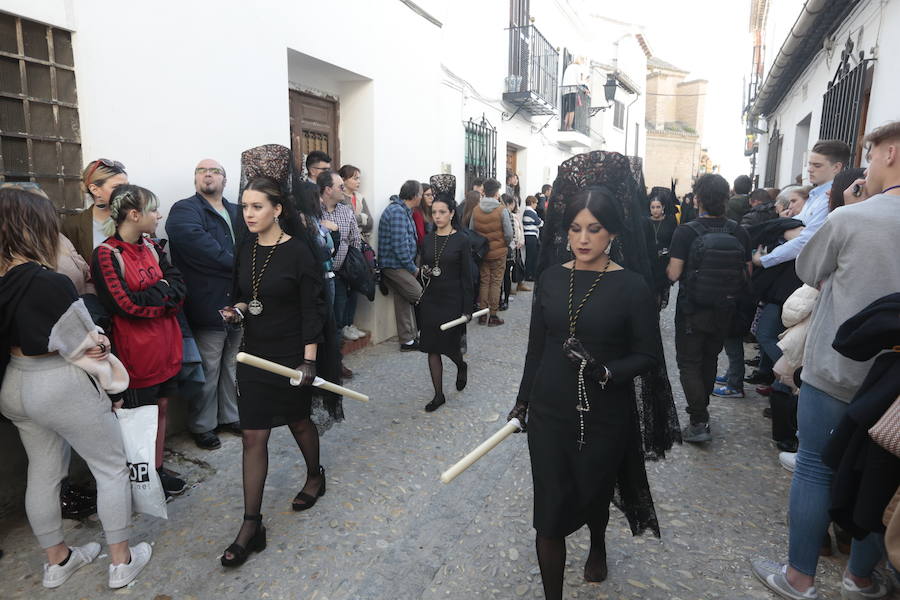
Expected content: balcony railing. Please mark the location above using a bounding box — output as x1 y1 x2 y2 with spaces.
559 85 590 137
503 25 559 116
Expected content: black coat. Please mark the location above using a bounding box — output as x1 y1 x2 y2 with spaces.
740 201 778 227
165 194 239 330
823 293 900 538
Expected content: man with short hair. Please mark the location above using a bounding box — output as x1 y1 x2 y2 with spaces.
751 121 900 600
297 150 332 213
470 178 512 326
319 171 361 348
471 177 485 198
166 159 241 449
378 180 424 351
740 188 778 227
726 174 753 221
746 140 850 390
667 174 751 443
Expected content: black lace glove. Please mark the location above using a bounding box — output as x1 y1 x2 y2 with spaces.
294 359 317 386
562 337 611 386
507 401 528 432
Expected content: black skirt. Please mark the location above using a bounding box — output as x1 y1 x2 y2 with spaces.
236 379 311 429
418 231 473 356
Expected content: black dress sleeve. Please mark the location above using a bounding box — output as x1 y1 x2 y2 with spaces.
515 272 548 405
459 234 474 315
18 270 81 356
605 276 658 383
296 241 326 346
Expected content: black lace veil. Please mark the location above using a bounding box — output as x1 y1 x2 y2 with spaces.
537 151 681 536
237 144 344 433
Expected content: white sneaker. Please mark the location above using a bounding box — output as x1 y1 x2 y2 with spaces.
348 325 365 338
108 542 152 589
342 326 360 341
779 451 797 473
42 542 100 588
842 568 891 599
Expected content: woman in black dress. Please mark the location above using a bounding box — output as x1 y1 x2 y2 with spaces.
219 176 328 567
418 193 474 412
645 194 676 310
509 151 680 599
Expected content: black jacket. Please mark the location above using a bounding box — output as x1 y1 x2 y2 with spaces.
165 194 239 330
823 293 900 538
740 201 778 227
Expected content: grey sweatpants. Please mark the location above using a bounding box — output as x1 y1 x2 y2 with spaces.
0 355 131 547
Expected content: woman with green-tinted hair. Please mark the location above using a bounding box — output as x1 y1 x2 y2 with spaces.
91 184 188 499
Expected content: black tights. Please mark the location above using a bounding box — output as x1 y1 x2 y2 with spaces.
535 510 610 600
428 352 464 398
228 418 322 554
501 260 513 305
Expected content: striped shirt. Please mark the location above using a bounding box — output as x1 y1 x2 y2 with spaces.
522 207 543 237
320 201 360 272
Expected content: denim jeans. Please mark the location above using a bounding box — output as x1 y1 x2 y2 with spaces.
788 383 884 576
722 336 745 389
756 303 784 376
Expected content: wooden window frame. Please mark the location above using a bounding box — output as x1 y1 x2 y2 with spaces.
0 12 82 210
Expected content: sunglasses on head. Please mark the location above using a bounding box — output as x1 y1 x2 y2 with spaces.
85 158 126 184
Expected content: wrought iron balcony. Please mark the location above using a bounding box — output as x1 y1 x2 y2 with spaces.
559 85 590 137
503 25 559 117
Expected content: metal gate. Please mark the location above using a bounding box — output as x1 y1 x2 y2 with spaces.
464 116 497 192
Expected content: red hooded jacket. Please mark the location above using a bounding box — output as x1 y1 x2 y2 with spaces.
91 236 185 388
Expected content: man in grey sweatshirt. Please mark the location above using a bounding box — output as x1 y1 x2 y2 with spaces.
752 121 900 600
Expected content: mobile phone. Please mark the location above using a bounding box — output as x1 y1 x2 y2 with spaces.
851 182 863 197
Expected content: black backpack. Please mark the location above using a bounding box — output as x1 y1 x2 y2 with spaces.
684 220 747 308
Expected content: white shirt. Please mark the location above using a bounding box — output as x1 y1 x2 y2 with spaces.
92 218 107 249
760 180 832 269
562 62 585 87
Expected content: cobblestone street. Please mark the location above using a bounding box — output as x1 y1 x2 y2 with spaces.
0 288 853 599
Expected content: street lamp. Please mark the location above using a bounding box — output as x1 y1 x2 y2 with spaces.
604 73 618 104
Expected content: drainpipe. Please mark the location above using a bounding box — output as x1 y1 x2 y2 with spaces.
623 92 641 155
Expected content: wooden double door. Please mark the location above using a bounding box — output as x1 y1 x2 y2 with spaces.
289 90 339 175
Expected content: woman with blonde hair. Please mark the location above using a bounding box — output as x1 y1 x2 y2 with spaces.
92 185 188 499
0 187 151 590
61 159 128 263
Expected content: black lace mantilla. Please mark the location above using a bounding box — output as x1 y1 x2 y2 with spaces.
539 151 681 536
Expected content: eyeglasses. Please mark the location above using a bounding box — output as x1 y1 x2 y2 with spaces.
195 167 225 176
85 158 126 183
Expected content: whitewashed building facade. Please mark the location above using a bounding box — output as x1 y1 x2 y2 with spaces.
0 0 648 342
747 0 900 187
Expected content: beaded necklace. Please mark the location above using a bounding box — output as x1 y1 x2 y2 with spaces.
566 257 611 449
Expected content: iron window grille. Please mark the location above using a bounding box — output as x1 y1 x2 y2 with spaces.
0 12 83 209
612 100 625 130
764 125 782 188
819 38 874 167
464 116 497 193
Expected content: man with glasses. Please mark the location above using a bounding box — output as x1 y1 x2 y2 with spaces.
166 159 241 450
319 171 361 377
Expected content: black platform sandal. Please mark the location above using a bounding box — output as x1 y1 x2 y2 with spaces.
221 514 266 567
291 466 326 512
456 362 468 391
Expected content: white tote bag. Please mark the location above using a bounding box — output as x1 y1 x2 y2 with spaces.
114 405 168 519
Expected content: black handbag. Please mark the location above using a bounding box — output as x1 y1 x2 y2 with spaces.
511 248 526 283
338 245 376 301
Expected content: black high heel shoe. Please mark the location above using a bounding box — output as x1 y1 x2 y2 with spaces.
456 362 468 391
221 514 266 567
291 466 326 511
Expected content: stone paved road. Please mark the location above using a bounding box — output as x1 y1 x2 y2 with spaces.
0 288 855 599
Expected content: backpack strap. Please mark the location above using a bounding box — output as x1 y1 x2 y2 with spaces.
99 238 160 279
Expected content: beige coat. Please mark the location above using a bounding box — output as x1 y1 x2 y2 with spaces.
773 284 819 386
